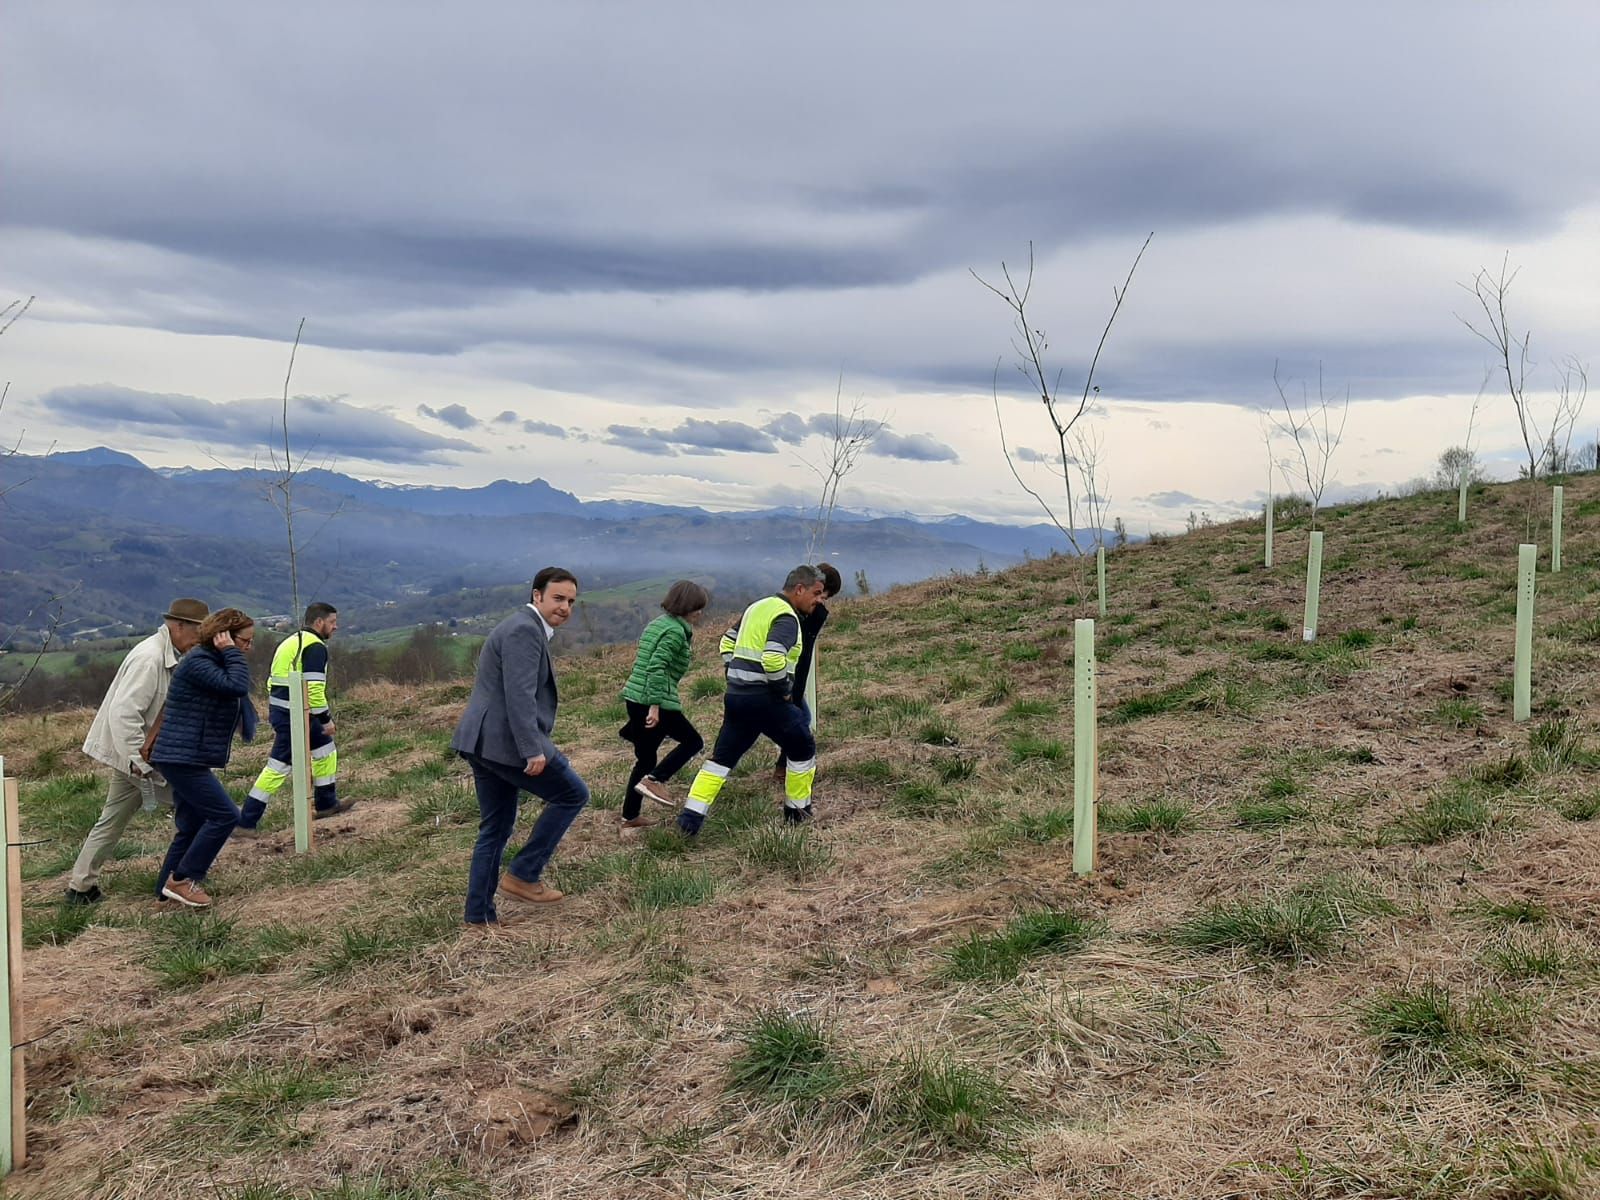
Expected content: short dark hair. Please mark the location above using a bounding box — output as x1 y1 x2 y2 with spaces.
816 562 842 598
783 564 823 592
661 579 710 617
304 602 338 626
531 567 579 601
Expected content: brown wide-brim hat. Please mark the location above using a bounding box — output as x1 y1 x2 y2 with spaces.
163 598 209 624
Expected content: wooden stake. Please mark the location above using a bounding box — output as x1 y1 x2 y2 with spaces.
289 671 313 853
1514 543 1536 722
0 759 26 1174
1072 619 1098 876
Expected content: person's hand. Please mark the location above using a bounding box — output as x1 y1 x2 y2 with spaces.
213 630 235 650
524 754 547 776
129 758 152 779
645 705 660 729
321 720 336 735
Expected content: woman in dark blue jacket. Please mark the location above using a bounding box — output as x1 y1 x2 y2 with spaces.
150 607 256 908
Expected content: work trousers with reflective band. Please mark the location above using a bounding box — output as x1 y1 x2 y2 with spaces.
684 691 816 817
241 707 337 826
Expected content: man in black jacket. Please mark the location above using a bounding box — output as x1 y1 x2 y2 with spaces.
776 562 841 777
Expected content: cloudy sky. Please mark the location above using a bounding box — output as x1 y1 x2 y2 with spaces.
3 2 1596 530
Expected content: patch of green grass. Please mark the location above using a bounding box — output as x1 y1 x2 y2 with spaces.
1483 935 1588 981
1364 981 1536 1084
689 675 724 700
1359 983 1513 1076
177 1061 348 1151
1260 766 1302 799
1475 752 1529 790
1106 669 1219 724
1100 799 1189 835
1339 628 1375 649
726 1009 849 1103
1529 718 1584 772
933 753 978 783
360 734 411 759
1471 897 1549 926
834 757 894 786
406 783 477 826
891 779 955 817
1432 696 1483 728
917 717 960 747
1003 642 1041 662
977 677 1013 707
1388 782 1499 845
630 861 716 910
1007 732 1066 763
875 1051 1017 1153
1557 792 1600 821
547 850 634 895
941 909 1103 982
308 905 459 979
1000 806 1074 844
23 899 103 948
148 915 318 988
1003 698 1056 720
1172 875 1393 963
1235 799 1310 829
741 826 832 879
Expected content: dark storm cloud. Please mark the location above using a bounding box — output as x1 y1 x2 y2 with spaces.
602 418 777 456
416 402 480 430
869 430 959 463
41 384 479 464
603 424 677 457
3 5 1597 417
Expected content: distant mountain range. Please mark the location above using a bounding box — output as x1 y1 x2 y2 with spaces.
1 450 1106 645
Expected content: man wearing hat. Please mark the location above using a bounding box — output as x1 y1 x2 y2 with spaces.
66 597 208 904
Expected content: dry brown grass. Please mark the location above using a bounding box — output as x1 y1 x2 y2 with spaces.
4 477 1600 1197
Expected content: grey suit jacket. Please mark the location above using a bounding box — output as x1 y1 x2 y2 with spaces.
450 607 559 768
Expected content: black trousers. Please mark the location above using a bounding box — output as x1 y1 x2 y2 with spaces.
619 700 704 819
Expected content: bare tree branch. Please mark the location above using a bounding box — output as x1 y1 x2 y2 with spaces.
802 371 882 560
1271 360 1349 529
973 233 1152 554
0 583 82 712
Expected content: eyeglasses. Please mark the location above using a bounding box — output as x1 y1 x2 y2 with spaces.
235 634 255 649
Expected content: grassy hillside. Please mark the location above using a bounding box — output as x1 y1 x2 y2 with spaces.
2 477 1598 1198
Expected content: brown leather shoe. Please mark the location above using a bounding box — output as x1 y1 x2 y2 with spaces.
499 873 563 904
634 778 674 807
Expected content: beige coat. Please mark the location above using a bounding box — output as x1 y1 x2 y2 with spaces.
81 625 179 776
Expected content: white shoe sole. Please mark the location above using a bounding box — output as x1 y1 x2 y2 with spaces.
633 781 675 808
160 884 210 908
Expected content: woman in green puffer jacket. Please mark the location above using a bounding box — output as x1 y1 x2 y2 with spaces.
618 580 710 830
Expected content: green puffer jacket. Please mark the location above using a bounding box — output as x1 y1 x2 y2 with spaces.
621 614 694 710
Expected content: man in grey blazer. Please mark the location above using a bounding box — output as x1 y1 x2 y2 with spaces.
451 566 590 925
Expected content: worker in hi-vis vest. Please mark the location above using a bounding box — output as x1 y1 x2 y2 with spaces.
676 565 827 838
239 602 354 828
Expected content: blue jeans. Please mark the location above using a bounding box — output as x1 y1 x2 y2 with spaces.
151 761 241 894
460 750 590 924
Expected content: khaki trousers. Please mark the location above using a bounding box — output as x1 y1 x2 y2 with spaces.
68 770 168 893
